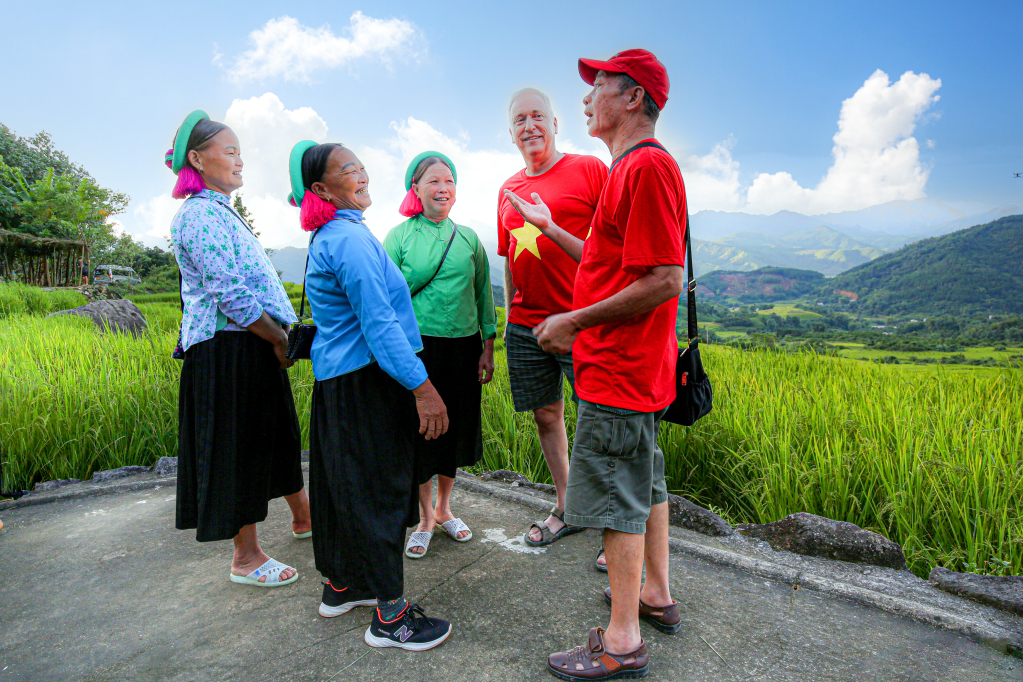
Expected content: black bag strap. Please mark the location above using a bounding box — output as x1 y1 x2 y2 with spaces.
297 227 321 322
609 141 699 343
410 218 458 298
684 211 697 343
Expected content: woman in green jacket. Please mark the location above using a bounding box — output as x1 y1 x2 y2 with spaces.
384 151 497 558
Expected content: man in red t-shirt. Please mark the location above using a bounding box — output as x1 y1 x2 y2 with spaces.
497 88 608 549
504 50 686 679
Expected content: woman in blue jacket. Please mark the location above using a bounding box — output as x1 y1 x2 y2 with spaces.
288 140 453 652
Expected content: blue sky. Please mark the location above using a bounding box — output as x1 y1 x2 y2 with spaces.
3 1 1021 247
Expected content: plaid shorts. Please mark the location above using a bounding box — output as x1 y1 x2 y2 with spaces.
505 322 576 412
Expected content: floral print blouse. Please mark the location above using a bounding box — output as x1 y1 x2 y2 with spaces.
170 189 296 350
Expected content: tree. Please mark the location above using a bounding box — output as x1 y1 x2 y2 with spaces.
65 179 130 274
6 167 129 273
233 192 275 258
0 124 90 185
232 193 255 226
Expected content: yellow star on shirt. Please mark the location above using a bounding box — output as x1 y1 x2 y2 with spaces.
510 222 543 261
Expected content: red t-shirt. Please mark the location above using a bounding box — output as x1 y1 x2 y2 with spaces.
497 154 608 328
572 140 687 412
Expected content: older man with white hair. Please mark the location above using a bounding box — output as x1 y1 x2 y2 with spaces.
497 88 608 550
505 50 687 680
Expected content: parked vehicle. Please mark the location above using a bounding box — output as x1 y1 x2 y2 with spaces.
93 265 141 285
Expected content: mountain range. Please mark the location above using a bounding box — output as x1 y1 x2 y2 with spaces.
270 198 1022 286
828 214 1023 317
686 198 1021 276
698 215 1023 318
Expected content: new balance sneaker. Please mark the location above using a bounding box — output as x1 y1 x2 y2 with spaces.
318 581 376 618
364 602 452 651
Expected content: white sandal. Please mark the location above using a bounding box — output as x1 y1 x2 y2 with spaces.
229 558 298 587
439 518 472 543
293 530 312 539
405 531 433 559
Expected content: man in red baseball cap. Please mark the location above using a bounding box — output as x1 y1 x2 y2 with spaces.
504 48 687 680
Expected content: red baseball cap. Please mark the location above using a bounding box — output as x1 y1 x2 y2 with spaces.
578 49 669 110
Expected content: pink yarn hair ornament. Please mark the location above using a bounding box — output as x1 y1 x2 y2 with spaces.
299 191 337 232
398 187 423 217
165 147 205 199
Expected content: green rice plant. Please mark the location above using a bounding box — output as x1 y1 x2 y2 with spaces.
131 292 181 304
477 344 1022 577
0 314 182 489
659 346 1023 578
476 356 577 484
0 287 27 317
0 283 86 318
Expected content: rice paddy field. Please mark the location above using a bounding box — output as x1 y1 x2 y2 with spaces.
755 304 822 319
1 284 1021 579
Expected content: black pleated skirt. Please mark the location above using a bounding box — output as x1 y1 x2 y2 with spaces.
308 362 420 601
414 334 484 484
176 331 304 542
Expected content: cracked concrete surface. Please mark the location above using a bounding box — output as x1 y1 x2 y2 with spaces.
0 477 1020 681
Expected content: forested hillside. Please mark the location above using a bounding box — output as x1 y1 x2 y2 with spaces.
697 267 824 302
828 215 1023 316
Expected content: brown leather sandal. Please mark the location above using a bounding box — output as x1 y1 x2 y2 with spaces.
603 587 682 634
525 506 585 547
547 627 649 680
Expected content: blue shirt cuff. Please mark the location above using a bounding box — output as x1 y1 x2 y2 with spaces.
400 361 429 391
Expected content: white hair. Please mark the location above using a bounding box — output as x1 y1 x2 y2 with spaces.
508 88 555 122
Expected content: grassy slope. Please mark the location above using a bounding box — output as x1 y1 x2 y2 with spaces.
755 304 822 319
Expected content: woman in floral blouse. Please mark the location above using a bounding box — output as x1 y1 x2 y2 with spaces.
166 110 310 588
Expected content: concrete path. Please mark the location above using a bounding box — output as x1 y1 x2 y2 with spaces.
1 476 1020 682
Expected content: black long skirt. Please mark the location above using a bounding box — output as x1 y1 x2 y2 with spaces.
176 331 304 542
309 363 420 601
414 334 484 485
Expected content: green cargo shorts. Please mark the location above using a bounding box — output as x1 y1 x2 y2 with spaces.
563 400 668 534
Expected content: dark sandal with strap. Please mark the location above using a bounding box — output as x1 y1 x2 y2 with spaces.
603 586 682 635
524 507 586 547
547 627 649 680
595 545 607 573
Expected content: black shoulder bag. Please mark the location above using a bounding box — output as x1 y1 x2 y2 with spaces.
286 227 321 360
610 141 713 426
661 209 713 425
411 220 458 298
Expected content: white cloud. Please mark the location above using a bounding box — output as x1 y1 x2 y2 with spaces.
225 13 420 83
134 193 179 241
677 138 743 212
744 69 941 214
223 93 329 246
131 69 941 251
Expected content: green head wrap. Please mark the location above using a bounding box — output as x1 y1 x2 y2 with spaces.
169 110 210 174
288 140 318 207
404 151 457 191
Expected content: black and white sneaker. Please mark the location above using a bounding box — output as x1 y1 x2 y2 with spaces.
364 603 452 651
318 581 376 618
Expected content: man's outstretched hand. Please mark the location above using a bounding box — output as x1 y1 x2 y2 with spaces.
503 190 553 232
